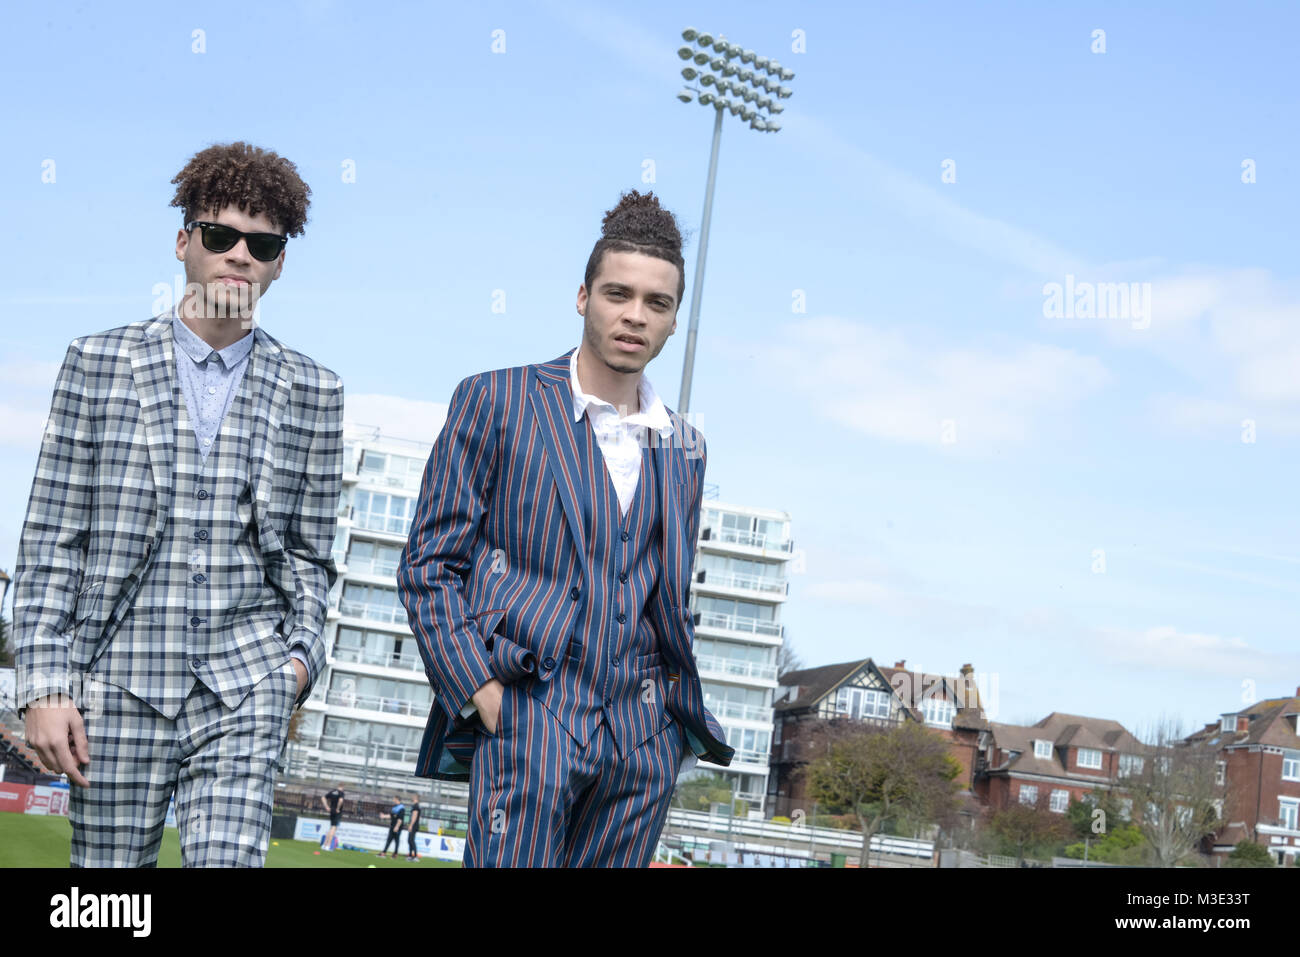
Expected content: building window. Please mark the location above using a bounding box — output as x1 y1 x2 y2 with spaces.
1118 798 1133 821
1018 784 1038 806
1281 799 1299 832
1118 753 1144 778
835 686 891 721
1215 761 1226 786
1282 750 1300 782
1049 789 1069 813
1033 739 1053 760
922 695 955 728
1220 715 1237 733
1077 747 1102 769
863 688 891 719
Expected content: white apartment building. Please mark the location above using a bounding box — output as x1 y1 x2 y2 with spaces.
686 501 793 813
296 425 792 814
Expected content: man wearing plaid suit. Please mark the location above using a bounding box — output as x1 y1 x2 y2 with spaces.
398 190 733 867
13 142 343 867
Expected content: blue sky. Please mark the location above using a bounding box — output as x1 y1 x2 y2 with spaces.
2 0 1297 741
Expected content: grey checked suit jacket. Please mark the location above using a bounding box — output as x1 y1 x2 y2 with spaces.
12 314 344 714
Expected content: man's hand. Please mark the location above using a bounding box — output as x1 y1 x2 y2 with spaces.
24 694 91 788
471 678 505 735
291 659 308 700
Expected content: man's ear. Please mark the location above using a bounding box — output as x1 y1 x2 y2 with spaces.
576 284 588 315
273 251 284 281
175 229 189 262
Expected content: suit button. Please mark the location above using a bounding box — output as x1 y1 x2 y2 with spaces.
542 656 555 670
617 613 626 624
612 657 621 667
620 531 630 542
193 574 206 584
197 489 209 500
191 658 205 669
569 587 580 601
619 572 628 583
190 616 202 627
195 530 208 541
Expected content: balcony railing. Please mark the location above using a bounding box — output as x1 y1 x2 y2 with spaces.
338 599 408 626
695 569 788 595
352 512 413 537
325 689 429 717
701 526 793 553
332 645 424 673
317 736 420 764
346 556 401 578
727 747 771 766
357 469 423 493
711 700 774 723
695 611 783 639
696 654 778 682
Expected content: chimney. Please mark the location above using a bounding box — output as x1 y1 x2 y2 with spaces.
894 659 906 669
960 663 974 676
1295 685 1300 698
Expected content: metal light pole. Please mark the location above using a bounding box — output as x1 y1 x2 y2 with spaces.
675 28 795 413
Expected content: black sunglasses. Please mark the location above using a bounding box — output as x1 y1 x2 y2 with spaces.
186 220 287 262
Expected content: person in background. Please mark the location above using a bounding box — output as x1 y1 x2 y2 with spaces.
405 794 422 860
320 784 346 851
379 795 405 857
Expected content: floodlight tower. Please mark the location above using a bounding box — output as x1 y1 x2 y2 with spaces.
675 28 795 413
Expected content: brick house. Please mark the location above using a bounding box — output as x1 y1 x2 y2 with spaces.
974 712 1145 816
766 657 986 822
1183 689 1300 865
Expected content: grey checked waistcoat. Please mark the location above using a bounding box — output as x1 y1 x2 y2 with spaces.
89 355 290 719
526 413 672 760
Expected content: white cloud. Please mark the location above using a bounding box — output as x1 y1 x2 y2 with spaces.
1091 623 1297 679
753 316 1110 449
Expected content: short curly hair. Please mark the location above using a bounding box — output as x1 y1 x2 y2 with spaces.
584 189 686 308
169 141 311 237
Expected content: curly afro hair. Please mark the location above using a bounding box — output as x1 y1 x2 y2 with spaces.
584 189 686 308
169 141 311 237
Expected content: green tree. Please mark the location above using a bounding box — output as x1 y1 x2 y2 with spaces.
672 772 737 813
987 797 1072 865
0 615 11 668
1066 788 1127 841
1064 822 1147 864
1225 841 1275 868
804 719 960 867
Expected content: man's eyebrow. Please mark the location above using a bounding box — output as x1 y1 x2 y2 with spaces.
599 281 675 303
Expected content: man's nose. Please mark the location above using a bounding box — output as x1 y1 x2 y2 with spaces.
224 239 253 263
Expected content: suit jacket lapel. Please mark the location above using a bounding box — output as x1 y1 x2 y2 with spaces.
246 328 293 529
657 409 687 606
528 351 591 583
129 316 176 539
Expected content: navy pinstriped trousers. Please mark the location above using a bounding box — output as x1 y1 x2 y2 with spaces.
464 680 683 867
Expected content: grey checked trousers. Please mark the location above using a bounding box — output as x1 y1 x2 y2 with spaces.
69 658 297 867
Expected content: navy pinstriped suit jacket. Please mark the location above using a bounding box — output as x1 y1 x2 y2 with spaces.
397 349 735 780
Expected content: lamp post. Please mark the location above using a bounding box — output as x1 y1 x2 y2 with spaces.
675 28 795 414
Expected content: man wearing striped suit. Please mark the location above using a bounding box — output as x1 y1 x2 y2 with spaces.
14 143 343 866
398 190 734 867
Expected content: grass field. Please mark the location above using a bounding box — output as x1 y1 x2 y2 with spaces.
0 814 461 868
